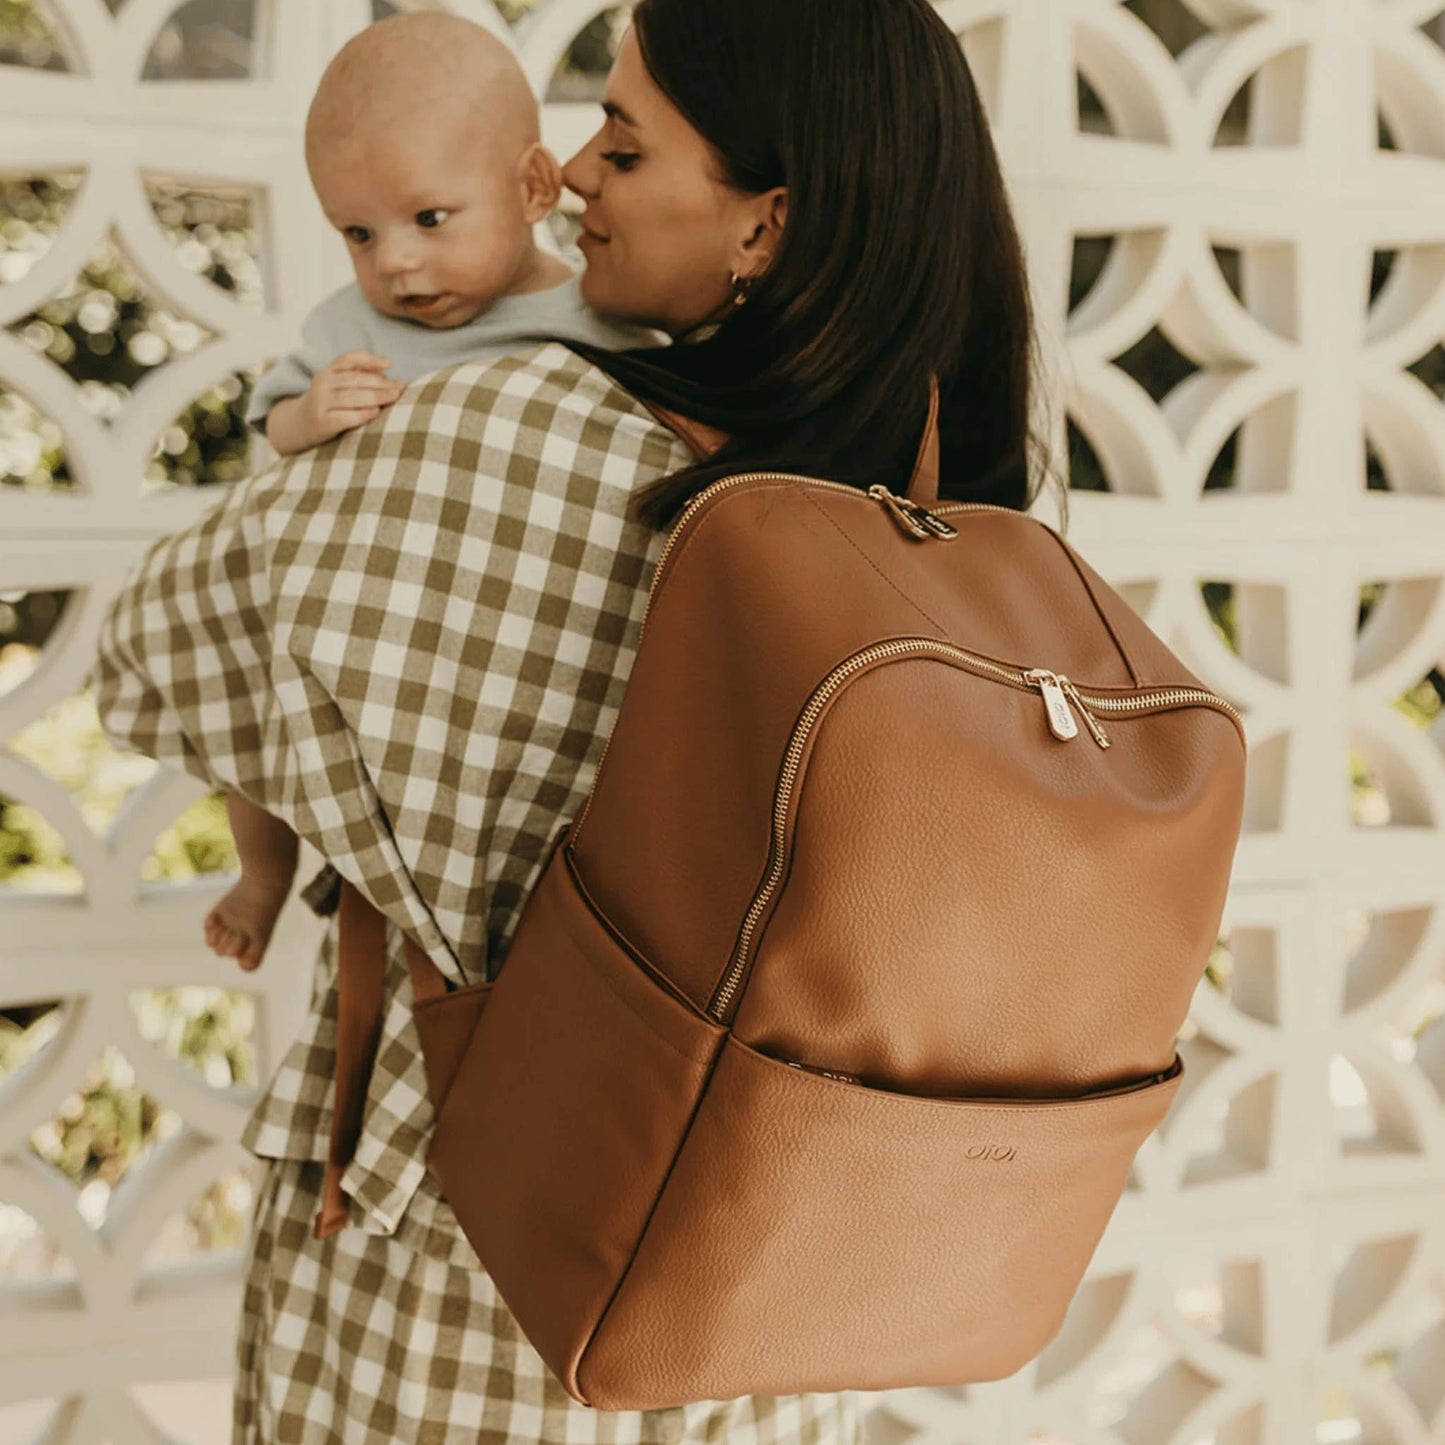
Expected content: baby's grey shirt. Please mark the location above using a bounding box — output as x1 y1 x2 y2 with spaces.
244 269 662 433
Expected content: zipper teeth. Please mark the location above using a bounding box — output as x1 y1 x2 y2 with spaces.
709 639 1244 1021
712 639 930 1019
1081 687 1244 730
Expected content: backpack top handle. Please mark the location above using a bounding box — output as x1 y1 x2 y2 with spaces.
905 373 941 507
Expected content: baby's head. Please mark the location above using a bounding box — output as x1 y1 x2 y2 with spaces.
305 13 561 329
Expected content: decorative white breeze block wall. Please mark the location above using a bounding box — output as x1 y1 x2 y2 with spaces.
3 0 1445 1441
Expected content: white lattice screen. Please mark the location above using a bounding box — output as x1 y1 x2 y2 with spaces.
3 0 1445 1441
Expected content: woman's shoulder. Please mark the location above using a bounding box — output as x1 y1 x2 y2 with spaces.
234 342 694 544
407 341 683 467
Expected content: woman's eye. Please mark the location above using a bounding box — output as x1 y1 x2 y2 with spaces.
344 226 371 244
600 150 639 172
416 209 451 228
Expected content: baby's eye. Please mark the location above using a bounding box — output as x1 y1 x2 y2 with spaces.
344 226 371 244
600 151 639 173
416 209 451 228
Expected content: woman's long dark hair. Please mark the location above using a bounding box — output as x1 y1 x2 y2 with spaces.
563 0 1063 530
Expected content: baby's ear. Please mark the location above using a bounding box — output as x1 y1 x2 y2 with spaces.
518 142 563 222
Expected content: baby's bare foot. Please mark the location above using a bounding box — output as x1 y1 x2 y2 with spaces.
204 874 290 971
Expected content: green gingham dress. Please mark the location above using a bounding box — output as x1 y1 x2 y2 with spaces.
87 343 865 1444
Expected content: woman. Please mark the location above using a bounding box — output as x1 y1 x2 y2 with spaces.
87 0 1057 1438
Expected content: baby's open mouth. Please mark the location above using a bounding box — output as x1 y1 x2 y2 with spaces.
403 294 446 309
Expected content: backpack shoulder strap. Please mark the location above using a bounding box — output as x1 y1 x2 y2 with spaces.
638 400 731 461
639 374 942 499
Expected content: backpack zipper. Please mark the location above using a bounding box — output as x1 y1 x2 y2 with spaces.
569 473 1242 850
866 483 960 538
777 1050 1182 1103
709 637 1244 1021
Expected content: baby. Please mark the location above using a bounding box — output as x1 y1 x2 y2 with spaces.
206 12 658 971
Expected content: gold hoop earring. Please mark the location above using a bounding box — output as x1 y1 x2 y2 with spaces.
728 269 753 308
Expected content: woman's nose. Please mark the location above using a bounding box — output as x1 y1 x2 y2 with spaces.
561 134 602 202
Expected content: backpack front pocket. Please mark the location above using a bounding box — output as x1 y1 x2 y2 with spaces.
424 834 727 1404
579 1034 1183 1407
410 978 493 1112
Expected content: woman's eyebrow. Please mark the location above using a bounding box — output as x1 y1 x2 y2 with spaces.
601 99 640 128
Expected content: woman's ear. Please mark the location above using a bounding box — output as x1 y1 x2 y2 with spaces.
732 186 788 281
518 142 564 222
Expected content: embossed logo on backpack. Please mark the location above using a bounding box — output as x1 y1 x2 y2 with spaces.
965 1144 1017 1162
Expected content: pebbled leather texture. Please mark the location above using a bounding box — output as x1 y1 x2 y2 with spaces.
579 1036 1181 1405
342 389 1247 1407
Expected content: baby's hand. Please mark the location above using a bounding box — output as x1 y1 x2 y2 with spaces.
299 351 407 446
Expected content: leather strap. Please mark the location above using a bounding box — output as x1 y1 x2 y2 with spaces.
314 876 447 1239
905 374 941 506
641 376 941 500
640 399 731 461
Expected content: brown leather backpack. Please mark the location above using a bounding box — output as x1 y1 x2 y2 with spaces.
319 380 1247 1409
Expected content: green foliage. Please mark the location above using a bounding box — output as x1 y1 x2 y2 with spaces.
1203 939 1230 994
1350 747 1389 827
0 997 61 1078
0 796 75 891
132 985 258 1091
1202 581 1237 651
0 672 240 892
28 1045 177 1202
0 0 66 71
141 790 241 882
1395 674 1444 731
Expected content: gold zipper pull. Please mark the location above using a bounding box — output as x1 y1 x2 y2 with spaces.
868 484 931 539
911 504 958 540
1058 676 1112 749
1024 668 1078 740
867 485 961 541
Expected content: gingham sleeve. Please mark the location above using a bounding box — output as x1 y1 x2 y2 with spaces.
86 429 466 988
112 493 341 917
87 470 279 797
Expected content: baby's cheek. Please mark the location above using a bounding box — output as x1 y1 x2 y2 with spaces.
457 226 514 286
352 267 385 309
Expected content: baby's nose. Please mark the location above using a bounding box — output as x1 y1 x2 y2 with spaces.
376 241 421 279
